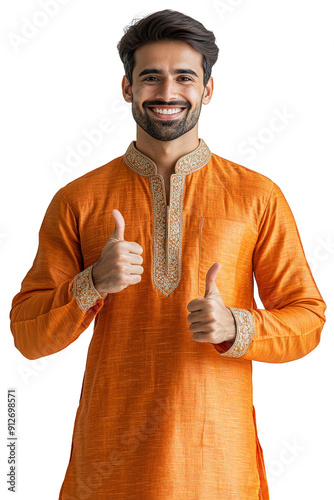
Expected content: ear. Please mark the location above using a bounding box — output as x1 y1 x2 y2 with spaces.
202 76 214 105
121 75 132 103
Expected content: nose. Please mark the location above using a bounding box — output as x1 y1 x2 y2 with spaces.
154 77 179 103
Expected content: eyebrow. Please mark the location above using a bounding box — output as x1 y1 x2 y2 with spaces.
138 68 199 78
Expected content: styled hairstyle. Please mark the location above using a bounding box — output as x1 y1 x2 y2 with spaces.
117 9 219 87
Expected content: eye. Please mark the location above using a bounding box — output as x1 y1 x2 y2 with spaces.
143 76 193 82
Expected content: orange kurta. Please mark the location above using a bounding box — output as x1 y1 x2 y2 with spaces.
10 139 326 499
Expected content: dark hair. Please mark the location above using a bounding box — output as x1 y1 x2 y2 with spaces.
117 9 219 87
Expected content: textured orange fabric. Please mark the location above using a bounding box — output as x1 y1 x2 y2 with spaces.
10 139 326 499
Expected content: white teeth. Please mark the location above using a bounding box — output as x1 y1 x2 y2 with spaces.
152 108 183 115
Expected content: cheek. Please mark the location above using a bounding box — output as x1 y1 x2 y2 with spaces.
131 85 148 104
186 89 202 107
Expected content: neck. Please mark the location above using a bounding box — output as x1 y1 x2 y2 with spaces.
134 127 200 176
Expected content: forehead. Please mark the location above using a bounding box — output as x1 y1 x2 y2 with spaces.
133 40 203 77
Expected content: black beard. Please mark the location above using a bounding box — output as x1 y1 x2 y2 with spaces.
130 92 204 142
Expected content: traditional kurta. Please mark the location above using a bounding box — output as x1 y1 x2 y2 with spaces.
10 138 326 499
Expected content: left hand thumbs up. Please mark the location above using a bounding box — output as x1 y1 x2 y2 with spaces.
186 263 236 344
204 262 222 299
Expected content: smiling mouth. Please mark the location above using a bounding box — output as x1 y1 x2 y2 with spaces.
147 106 187 119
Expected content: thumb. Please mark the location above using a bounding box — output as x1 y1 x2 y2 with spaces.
204 262 221 298
110 209 125 241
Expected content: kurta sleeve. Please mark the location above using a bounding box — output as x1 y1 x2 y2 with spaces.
213 182 327 363
9 188 107 360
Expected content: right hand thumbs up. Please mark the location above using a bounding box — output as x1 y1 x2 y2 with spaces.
91 209 144 295
109 209 125 243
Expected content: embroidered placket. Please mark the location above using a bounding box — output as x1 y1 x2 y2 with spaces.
123 139 212 296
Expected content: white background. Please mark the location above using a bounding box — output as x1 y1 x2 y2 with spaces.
1 0 333 498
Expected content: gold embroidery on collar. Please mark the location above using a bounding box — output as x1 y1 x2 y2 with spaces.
123 139 211 296
123 138 211 176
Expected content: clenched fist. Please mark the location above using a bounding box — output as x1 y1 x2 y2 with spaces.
92 209 144 294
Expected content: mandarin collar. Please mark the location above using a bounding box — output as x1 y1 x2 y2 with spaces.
123 138 211 177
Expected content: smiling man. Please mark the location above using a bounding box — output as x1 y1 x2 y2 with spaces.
129 42 205 143
121 37 214 207
10 9 326 500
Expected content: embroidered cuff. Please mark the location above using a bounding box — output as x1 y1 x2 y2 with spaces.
72 265 106 312
215 307 254 358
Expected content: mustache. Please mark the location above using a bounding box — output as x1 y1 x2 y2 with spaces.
144 101 190 108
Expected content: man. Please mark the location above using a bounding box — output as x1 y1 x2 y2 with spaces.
10 9 326 500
